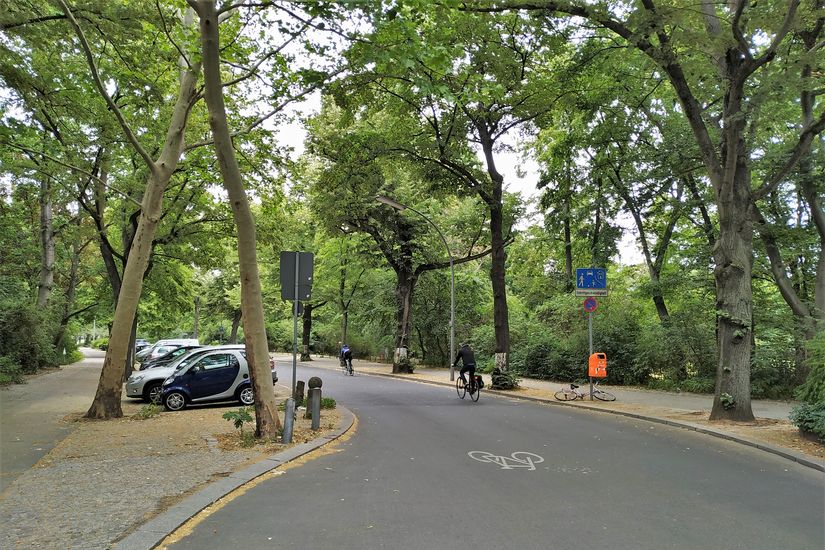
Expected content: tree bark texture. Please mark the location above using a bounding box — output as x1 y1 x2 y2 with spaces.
194 0 280 436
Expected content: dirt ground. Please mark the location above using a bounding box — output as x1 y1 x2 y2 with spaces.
46 395 341 468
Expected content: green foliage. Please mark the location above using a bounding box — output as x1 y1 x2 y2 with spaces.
490 367 520 390
0 299 58 376
222 407 254 434
789 402 825 442
320 397 337 409
796 332 825 404
0 356 23 385
135 404 162 419
720 393 736 410
91 338 109 350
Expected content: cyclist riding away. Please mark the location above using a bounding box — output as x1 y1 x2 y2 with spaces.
453 342 477 393
340 343 353 375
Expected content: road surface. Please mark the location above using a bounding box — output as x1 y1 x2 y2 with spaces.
169 362 824 550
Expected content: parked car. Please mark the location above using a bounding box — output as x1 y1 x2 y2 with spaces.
136 339 200 363
126 345 238 404
135 339 151 353
160 348 278 411
140 345 203 370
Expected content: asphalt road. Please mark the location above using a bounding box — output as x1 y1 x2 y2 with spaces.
0 349 105 495
169 362 825 550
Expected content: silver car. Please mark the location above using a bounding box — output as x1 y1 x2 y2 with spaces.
126 345 244 404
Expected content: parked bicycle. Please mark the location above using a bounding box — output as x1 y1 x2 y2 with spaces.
456 374 482 402
554 381 615 402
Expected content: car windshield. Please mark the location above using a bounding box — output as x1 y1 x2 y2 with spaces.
171 350 208 372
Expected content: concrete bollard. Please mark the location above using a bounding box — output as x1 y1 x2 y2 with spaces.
283 397 295 444
309 388 321 430
305 377 322 419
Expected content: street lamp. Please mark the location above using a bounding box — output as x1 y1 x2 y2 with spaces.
376 195 456 380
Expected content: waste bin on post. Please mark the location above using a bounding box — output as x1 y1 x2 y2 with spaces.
588 353 606 400
588 353 607 378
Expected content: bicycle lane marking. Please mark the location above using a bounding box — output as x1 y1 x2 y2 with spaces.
468 451 544 471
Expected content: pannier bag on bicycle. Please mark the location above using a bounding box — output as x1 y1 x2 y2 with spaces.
475 375 484 389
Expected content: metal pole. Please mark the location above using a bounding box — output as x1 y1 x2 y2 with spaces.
292 252 299 397
588 310 593 399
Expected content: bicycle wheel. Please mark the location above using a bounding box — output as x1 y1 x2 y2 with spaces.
470 384 480 402
592 389 616 401
554 389 576 401
456 377 466 399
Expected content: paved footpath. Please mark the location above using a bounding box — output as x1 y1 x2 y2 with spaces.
0 348 106 494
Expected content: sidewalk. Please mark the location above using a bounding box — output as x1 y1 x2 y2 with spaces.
282 353 823 472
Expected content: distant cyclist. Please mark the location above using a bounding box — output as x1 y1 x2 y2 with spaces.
453 342 477 392
340 343 353 375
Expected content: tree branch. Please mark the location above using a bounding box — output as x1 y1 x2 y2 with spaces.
56 0 156 170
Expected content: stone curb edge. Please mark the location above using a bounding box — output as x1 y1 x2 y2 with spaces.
360 370 825 473
112 406 356 550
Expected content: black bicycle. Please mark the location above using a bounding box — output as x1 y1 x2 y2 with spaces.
456 374 481 402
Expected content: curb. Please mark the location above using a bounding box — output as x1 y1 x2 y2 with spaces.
113 406 356 550
359 370 825 473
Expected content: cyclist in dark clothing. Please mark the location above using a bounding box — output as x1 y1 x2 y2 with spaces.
453 342 477 392
340 344 353 375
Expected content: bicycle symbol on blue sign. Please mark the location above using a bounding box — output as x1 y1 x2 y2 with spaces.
468 451 544 470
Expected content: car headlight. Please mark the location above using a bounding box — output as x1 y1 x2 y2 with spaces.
162 377 173 386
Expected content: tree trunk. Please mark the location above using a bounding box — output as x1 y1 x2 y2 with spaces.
709 135 755 421
194 0 280 436
84 29 200 419
229 309 241 344
37 175 55 308
393 267 417 373
479 128 510 371
193 296 200 339
339 254 349 345
300 303 314 361
54 239 82 351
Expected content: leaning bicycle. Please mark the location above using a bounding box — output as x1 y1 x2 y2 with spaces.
554 381 615 402
456 374 482 402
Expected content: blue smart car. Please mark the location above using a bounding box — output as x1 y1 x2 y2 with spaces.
160 348 277 411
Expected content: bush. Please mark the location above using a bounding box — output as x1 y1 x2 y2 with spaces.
490 367 520 390
0 356 23 385
789 402 825 442
796 331 825 404
91 338 109 350
0 299 58 375
320 397 337 409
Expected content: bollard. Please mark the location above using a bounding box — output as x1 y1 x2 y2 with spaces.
305 377 322 419
295 380 305 406
283 397 295 444
309 388 321 430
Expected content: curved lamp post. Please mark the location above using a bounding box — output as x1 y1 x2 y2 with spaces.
376 195 456 381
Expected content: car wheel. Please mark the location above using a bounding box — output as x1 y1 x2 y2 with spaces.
238 386 255 406
164 391 187 411
144 382 163 405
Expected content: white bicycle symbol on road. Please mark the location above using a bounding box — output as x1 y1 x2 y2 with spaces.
468 451 544 471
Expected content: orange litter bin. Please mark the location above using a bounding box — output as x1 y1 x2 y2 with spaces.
589 353 607 378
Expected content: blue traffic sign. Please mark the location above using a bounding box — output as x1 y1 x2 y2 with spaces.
583 297 598 312
576 268 607 289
